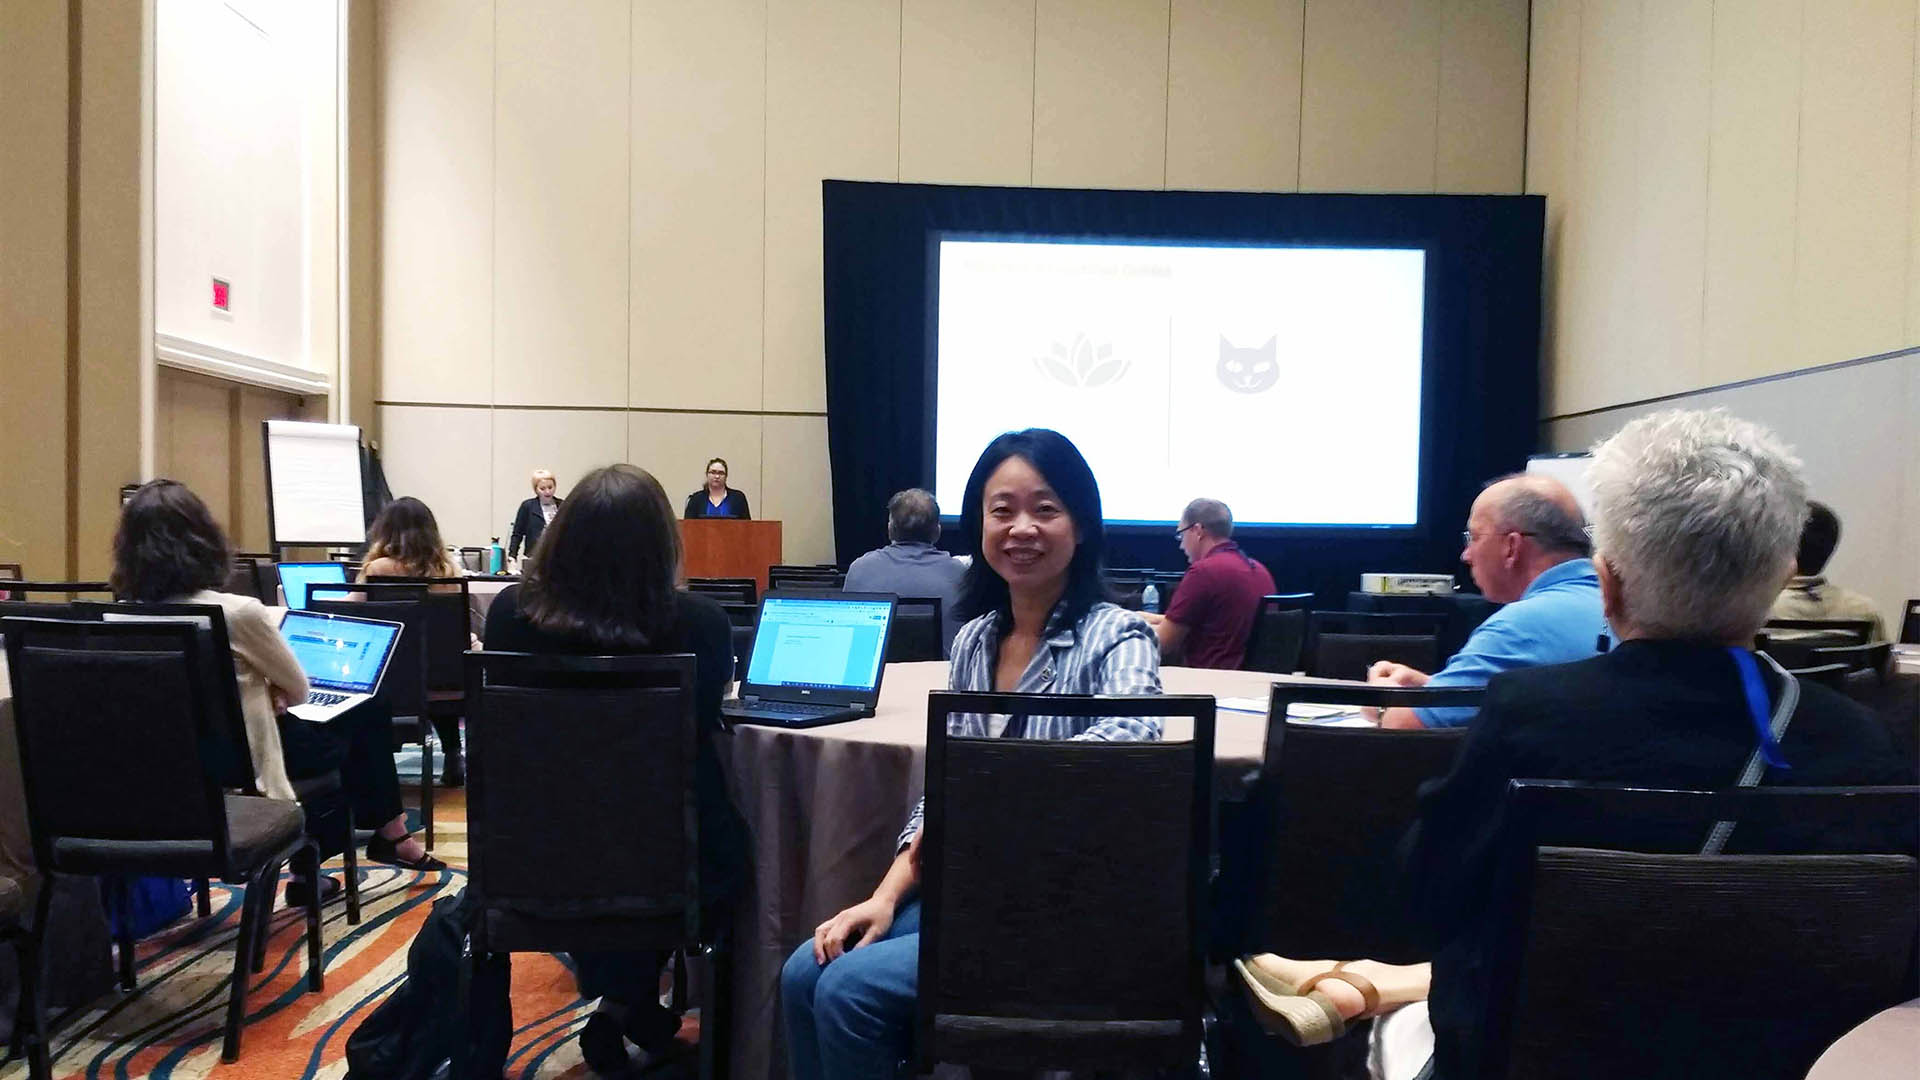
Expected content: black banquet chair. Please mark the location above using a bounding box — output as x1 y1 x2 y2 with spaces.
3 617 325 1064
917 690 1214 1075
1479 781 1920 1080
1303 610 1445 680
1242 593 1314 674
885 596 943 663
460 651 731 1080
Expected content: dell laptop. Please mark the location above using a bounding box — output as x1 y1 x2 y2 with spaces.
722 591 896 728
277 609 404 722
277 561 349 610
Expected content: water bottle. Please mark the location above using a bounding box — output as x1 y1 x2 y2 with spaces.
488 537 505 574
1141 583 1160 614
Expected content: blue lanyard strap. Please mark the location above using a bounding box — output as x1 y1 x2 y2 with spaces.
1728 647 1791 771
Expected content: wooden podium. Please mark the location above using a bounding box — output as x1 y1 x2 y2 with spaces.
680 519 782 591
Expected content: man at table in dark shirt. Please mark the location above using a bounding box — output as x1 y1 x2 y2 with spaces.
843 488 967 656
1142 498 1274 668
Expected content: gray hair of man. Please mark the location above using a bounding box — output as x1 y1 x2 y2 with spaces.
1587 409 1806 642
886 488 941 544
1482 473 1590 556
1182 497 1233 539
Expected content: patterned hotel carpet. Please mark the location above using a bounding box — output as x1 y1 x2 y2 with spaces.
1 775 620 1080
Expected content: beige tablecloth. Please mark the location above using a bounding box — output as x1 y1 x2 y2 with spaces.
720 661 1294 1080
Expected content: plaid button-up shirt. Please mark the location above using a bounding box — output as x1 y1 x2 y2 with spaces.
897 600 1163 849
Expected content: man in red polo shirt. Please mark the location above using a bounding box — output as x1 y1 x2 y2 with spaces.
1141 498 1275 668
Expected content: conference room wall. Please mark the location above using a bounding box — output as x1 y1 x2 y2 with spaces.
375 0 1531 565
155 367 325 555
1528 0 1920 418
1542 350 1920 636
0 0 144 583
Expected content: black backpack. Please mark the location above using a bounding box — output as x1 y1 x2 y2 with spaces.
345 888 512 1080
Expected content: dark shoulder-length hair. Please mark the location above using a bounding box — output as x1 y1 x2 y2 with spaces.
110 479 232 602
953 428 1110 627
517 464 682 649
364 496 455 576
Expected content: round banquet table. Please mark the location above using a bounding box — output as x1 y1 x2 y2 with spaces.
1805 999 1920 1079
719 661 1306 1080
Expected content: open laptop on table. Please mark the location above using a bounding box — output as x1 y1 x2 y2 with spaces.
722 591 896 728
277 609 404 722
278 561 349 610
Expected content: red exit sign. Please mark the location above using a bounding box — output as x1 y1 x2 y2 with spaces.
211 277 231 311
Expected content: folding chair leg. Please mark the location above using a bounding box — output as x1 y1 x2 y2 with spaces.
21 883 55 1080
195 878 211 918
342 805 362 925
671 949 689 1013
421 729 436 851
298 843 324 993
251 861 282 974
110 877 136 992
223 867 269 1062
698 939 732 1080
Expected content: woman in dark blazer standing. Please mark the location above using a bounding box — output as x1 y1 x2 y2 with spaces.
508 468 561 562
682 457 751 519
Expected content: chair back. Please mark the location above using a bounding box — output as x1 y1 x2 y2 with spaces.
76 601 257 792
1901 599 1919 644
368 575 472 693
5 582 113 601
1761 618 1877 646
886 596 943 662
3 618 231 873
718 601 758 674
1216 683 1478 962
1484 782 1920 1080
0 563 19 602
1304 611 1445 679
307 586 429 719
918 691 1213 1073
687 578 757 605
463 651 702 949
768 567 843 591
1242 594 1314 673
1759 637 1890 678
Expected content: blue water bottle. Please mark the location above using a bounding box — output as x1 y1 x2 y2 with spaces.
1141 583 1160 614
488 537 505 574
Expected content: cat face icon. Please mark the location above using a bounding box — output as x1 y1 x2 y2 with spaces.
1217 335 1279 393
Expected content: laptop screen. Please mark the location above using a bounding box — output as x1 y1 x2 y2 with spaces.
278 562 348 610
745 595 893 693
278 610 402 693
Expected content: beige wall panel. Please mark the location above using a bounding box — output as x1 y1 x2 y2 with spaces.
1552 0 1642 415
492 0 629 407
625 412 764 520
233 386 309 553
159 371 236 533
1527 0 1581 412
376 0 492 405
0 0 69 576
1912 8 1920 345
1435 0 1527 193
1032 0 1170 191
764 0 901 413
900 0 1035 186
489 409 628 546
630 0 765 413
1791 0 1914 370
761 416 836 565
1166 0 1302 192
1701 0 1801 387
376 405 495 549
1621 0 1711 397
1299 0 1440 193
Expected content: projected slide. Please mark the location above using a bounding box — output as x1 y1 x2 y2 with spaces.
935 240 1426 526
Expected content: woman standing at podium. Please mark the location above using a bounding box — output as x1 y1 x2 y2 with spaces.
682 457 751 519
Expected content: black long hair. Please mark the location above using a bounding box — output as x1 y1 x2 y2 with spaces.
110 479 232 602
517 464 681 649
953 428 1110 627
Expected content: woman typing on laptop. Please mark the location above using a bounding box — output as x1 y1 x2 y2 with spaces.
781 428 1163 1080
111 481 445 905
481 464 747 1075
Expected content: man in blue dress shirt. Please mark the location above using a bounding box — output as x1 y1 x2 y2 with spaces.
1371 473 1608 728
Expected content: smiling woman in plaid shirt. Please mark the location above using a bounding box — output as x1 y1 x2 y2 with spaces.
780 428 1163 1080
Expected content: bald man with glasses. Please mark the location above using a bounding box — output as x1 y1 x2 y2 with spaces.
1369 473 1608 729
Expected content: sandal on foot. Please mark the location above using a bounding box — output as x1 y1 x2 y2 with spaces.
365 834 448 873
1233 958 1380 1046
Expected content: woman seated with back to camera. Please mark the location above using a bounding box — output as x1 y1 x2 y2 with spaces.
1229 410 1914 1080
482 464 747 1076
780 427 1163 1080
356 496 469 785
111 480 445 905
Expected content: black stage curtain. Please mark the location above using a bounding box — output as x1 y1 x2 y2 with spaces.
823 181 1543 603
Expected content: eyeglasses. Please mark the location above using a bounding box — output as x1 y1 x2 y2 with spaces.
1462 529 1539 548
1174 523 1199 540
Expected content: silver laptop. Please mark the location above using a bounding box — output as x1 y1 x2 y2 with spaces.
723 591 896 727
277 609 404 722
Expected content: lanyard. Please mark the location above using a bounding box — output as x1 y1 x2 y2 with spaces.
1728 647 1791 771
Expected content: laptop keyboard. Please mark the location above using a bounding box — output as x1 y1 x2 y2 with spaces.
737 700 846 716
309 691 350 707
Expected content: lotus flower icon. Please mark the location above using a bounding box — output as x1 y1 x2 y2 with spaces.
1034 334 1128 388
